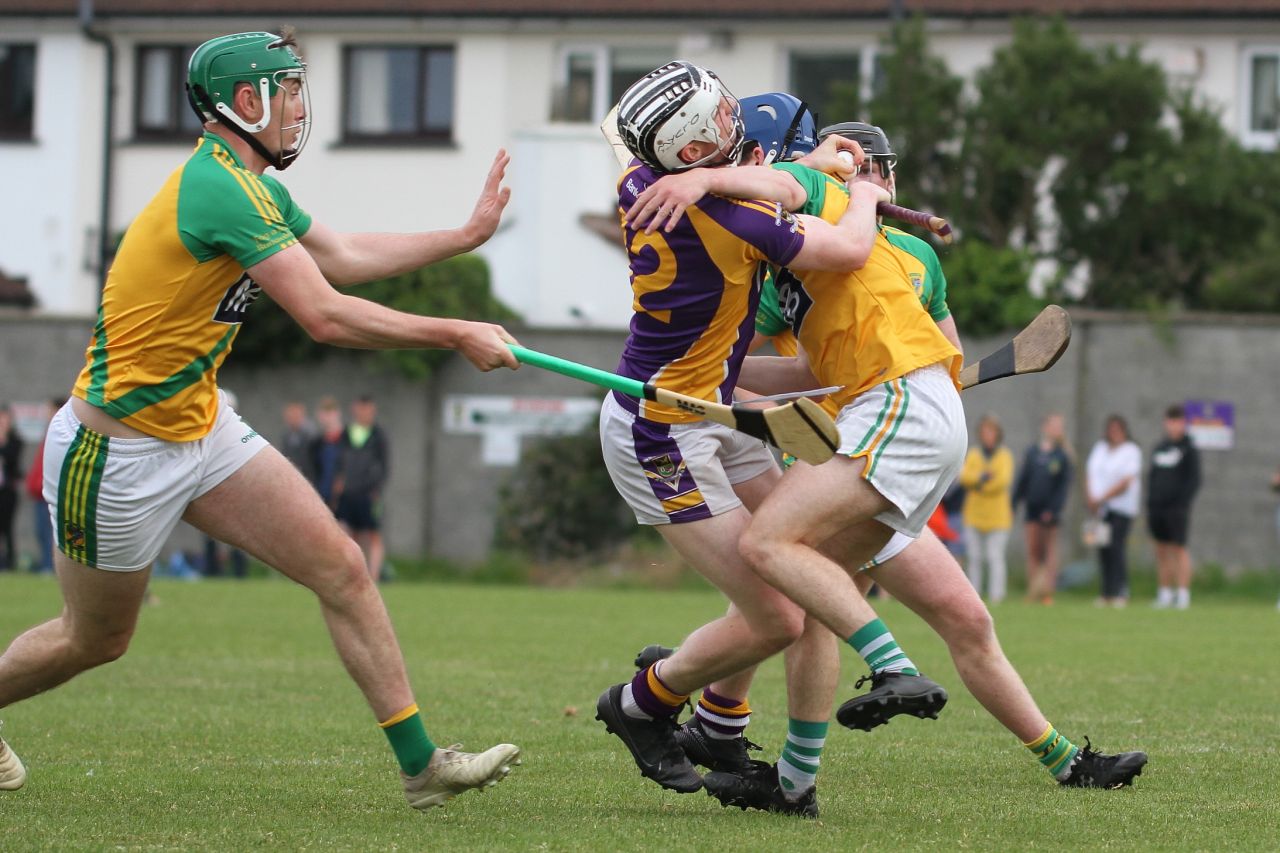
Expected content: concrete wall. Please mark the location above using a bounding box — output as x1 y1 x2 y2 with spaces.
3 310 1279 572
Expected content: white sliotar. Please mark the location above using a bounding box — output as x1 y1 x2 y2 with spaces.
836 150 854 166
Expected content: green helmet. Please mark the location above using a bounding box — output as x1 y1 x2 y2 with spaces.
186 31 311 169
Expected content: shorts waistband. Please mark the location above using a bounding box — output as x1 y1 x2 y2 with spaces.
58 402 170 458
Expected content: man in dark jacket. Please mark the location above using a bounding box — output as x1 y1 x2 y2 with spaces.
1148 404 1201 609
336 396 390 582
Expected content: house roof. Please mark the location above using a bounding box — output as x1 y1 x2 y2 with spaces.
4 0 1280 18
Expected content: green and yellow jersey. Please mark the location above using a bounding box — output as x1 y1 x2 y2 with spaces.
761 161 959 412
74 133 310 441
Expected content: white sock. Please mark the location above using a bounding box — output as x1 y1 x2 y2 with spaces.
1155 587 1173 606
620 684 652 720
1175 588 1190 609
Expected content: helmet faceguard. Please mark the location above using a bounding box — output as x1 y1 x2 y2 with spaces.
186 31 311 170
617 61 746 173
818 121 896 180
740 93 817 165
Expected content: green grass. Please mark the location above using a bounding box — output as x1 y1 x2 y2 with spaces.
1 575 1277 851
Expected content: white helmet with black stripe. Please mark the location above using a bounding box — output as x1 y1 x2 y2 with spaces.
616 60 745 173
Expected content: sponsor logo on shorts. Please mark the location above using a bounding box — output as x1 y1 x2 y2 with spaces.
240 428 259 444
63 522 86 550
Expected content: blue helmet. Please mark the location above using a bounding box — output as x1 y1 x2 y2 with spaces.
739 93 817 164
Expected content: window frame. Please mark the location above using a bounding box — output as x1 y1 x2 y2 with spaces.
550 43 676 125
1241 44 1280 151
783 44 878 128
133 43 203 141
340 43 456 145
0 42 37 141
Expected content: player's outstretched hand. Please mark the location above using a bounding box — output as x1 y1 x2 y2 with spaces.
798 135 864 179
461 149 513 250
458 321 520 371
627 170 713 235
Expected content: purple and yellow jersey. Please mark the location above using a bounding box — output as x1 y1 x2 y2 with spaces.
74 133 310 441
768 162 959 411
614 162 806 423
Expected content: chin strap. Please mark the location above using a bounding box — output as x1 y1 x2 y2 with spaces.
186 83 291 171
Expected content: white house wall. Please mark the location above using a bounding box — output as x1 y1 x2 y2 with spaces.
5 15 1280 326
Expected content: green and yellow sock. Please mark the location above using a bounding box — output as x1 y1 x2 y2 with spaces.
777 718 828 798
1024 723 1080 780
847 618 919 676
380 703 437 777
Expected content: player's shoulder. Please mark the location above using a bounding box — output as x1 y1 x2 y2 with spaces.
881 224 938 258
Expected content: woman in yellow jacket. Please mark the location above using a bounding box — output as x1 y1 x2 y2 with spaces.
960 414 1015 603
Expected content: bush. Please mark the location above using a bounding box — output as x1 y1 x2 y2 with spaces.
493 423 635 561
939 241 1044 337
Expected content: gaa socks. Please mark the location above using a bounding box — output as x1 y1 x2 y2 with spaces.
380 704 437 776
848 618 920 676
1024 723 1080 780
777 718 827 798
694 688 750 739
622 663 689 720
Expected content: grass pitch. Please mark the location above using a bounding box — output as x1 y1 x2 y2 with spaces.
1 574 1277 851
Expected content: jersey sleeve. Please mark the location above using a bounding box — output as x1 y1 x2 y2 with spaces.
695 194 807 268
770 162 827 215
883 226 951 321
178 166 310 268
755 269 790 337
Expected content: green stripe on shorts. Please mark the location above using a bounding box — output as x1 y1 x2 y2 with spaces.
867 376 910 479
56 426 109 566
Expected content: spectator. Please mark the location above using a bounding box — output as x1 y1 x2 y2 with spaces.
1085 414 1142 608
959 413 1015 604
1013 412 1073 605
279 400 315 481
308 396 346 509
24 397 64 574
1148 404 1201 610
0 405 23 571
337 396 390 582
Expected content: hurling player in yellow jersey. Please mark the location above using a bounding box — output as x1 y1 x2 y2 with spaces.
0 31 521 810
631 114 1147 808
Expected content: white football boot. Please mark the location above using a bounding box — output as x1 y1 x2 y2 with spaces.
402 743 520 810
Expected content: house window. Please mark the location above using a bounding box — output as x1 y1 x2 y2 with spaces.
135 45 204 139
0 43 36 140
1243 47 1280 150
551 46 673 123
788 50 862 128
343 45 455 142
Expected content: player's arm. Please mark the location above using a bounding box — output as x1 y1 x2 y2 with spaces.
738 346 819 397
627 165 808 234
935 314 963 356
248 243 519 371
300 149 511 286
788 181 889 272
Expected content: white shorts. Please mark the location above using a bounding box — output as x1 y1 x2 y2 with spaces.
837 363 967 537
599 393 777 525
43 392 269 571
862 531 913 571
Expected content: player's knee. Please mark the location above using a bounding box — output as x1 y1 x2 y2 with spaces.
310 537 371 602
738 525 779 579
750 603 806 652
72 627 134 667
946 597 995 648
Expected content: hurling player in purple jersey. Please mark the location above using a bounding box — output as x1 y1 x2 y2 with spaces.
593 61 888 800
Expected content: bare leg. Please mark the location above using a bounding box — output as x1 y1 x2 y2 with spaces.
1174 544 1192 589
1024 521 1045 601
183 447 411 720
0 555 150 709
653 503 806 695
1155 542 1175 592
739 456 892 641
867 532 1048 742
1041 523 1061 602
784 617 841 721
